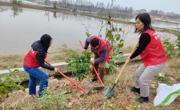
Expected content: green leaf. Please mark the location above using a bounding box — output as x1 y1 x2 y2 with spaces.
86 32 91 37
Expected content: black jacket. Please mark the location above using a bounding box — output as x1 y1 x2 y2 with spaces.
31 40 54 70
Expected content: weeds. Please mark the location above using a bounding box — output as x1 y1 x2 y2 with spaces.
0 75 24 97
40 89 67 110
163 36 180 57
155 74 168 83
163 39 175 57
66 50 91 81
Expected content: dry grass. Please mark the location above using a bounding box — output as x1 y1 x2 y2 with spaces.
0 57 179 110
47 49 78 63
121 45 135 53
0 49 78 70
0 54 23 70
165 56 180 83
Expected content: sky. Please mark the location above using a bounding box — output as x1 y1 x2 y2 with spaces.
90 0 180 14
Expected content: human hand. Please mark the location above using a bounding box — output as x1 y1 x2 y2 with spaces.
90 58 94 64
54 67 60 73
125 57 130 64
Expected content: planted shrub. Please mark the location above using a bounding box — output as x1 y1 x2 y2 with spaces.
105 19 124 74
66 50 91 81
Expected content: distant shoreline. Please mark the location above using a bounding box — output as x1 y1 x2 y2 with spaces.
0 1 180 36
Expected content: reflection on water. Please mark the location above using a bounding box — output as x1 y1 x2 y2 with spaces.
0 6 177 54
11 6 23 17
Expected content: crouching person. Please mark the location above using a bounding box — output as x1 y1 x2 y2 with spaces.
130 13 167 103
23 34 60 97
84 35 111 83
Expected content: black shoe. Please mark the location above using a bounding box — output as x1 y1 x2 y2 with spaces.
137 97 149 103
131 87 140 94
90 77 97 83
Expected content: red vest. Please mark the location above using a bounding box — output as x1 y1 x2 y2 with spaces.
23 48 47 68
140 29 167 66
91 36 112 63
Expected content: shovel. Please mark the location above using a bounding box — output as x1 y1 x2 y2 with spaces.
103 45 137 98
79 40 84 49
102 58 129 98
57 70 86 94
93 66 105 87
45 61 86 93
45 54 91 95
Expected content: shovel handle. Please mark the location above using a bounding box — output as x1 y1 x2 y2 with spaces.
114 60 129 84
46 61 86 93
79 40 84 49
114 44 138 84
58 70 86 94
93 66 105 87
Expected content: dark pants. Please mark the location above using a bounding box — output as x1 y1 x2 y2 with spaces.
23 65 48 97
92 63 105 82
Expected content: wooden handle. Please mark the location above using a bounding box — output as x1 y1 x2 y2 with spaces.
79 40 84 49
114 44 138 84
93 66 105 87
114 59 129 84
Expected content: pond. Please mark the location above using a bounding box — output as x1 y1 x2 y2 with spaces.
0 6 177 54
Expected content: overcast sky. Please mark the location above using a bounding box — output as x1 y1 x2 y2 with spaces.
90 0 180 14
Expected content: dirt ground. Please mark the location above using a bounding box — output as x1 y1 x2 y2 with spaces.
0 57 179 110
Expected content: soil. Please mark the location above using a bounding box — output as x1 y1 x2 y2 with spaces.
0 59 179 110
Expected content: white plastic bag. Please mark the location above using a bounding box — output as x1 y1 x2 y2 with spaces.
154 83 180 106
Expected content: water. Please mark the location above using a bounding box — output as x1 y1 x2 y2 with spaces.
0 6 177 54
153 20 180 30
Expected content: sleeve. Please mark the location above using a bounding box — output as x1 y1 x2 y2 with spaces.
94 46 107 64
84 37 91 49
130 33 151 59
36 51 54 71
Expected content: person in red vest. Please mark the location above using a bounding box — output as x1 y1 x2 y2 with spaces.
84 35 111 83
23 34 60 97
127 13 167 103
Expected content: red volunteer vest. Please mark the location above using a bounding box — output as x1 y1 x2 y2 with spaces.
140 29 167 66
91 36 112 63
23 48 47 68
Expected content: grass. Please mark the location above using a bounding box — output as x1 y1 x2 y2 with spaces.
121 45 135 53
166 56 180 83
0 2 179 109
0 42 179 109
46 48 78 63
0 54 23 70
0 57 179 110
0 48 78 70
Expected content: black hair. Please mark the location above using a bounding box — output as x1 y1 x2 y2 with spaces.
40 34 52 52
135 13 154 32
90 38 99 47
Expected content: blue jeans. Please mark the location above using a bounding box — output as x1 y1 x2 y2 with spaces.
23 65 48 97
